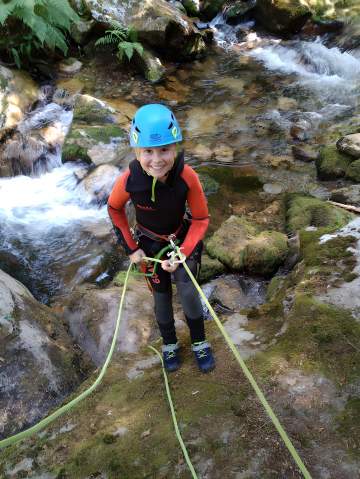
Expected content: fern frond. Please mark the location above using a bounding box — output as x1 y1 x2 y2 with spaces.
11 47 21 68
95 34 118 46
45 24 68 53
0 0 23 25
118 41 134 61
133 42 144 58
127 26 138 42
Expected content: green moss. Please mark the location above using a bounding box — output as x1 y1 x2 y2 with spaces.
73 104 115 124
244 231 288 276
286 194 354 234
198 166 262 193
336 397 360 456
199 253 226 283
266 275 285 301
198 173 220 196
316 145 352 180
79 125 125 143
346 159 360 182
62 143 90 162
254 294 360 385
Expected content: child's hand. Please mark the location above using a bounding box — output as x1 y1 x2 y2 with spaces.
161 259 179 273
129 249 146 264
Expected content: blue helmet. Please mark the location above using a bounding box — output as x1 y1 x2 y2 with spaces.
130 104 182 147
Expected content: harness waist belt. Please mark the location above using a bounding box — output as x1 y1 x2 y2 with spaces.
136 222 184 242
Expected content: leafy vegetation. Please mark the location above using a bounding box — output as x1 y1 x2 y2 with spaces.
95 20 144 62
0 0 79 67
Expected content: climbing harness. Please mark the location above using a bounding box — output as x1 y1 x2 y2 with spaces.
0 241 312 479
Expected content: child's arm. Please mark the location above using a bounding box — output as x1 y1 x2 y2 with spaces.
107 169 140 255
180 165 210 257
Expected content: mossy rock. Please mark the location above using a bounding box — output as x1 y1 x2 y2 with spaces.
199 253 226 283
244 231 289 276
62 142 91 163
286 194 354 234
200 0 227 20
73 94 116 124
346 159 360 182
266 275 285 301
316 145 353 180
182 0 201 16
206 215 257 269
254 0 311 34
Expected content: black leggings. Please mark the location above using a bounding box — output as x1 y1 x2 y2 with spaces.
139 236 205 345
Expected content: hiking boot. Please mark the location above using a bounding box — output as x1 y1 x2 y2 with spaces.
162 343 181 372
192 341 215 373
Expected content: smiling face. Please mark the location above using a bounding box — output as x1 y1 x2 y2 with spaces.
136 144 177 181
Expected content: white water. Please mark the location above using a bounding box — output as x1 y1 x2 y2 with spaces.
0 164 106 233
250 40 360 102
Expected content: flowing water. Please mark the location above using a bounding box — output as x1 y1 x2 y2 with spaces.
1 17 360 302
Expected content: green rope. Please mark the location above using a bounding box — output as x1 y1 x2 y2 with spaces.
148 345 198 479
151 177 157 202
175 246 312 479
0 263 133 450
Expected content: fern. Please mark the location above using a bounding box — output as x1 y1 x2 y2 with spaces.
95 23 144 63
0 0 80 67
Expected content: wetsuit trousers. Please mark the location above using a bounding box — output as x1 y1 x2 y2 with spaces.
139 236 205 345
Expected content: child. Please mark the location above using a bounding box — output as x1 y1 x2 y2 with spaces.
107 104 215 373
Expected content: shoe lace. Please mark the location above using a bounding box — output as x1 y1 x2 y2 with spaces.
165 350 176 359
197 349 208 359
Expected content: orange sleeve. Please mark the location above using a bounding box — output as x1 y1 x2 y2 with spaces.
107 169 139 254
180 165 210 257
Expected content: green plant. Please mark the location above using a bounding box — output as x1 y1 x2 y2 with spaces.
95 20 144 62
0 0 79 67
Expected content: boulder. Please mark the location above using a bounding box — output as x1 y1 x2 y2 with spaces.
200 0 227 20
330 185 360 207
206 215 288 275
133 46 166 83
346 159 360 183
0 269 88 439
286 194 354 234
58 57 83 75
62 94 129 166
199 253 226 283
254 0 311 34
225 0 257 22
181 0 201 16
337 133 360 159
80 0 207 59
316 145 353 180
79 164 120 206
244 230 288 276
0 65 38 131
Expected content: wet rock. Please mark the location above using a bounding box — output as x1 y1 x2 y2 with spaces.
199 0 227 20
79 0 207 60
58 58 83 75
225 0 257 23
181 0 200 16
292 145 318 162
0 269 88 440
79 164 120 206
70 18 95 44
316 145 353 180
214 144 234 163
277 96 298 111
133 46 166 83
73 94 116 124
192 143 213 160
58 279 157 366
290 120 311 141
337 133 360 159
286 194 354 233
199 253 226 283
186 106 218 136
254 0 311 34
330 185 360 207
263 183 283 194
346 159 360 183
263 154 293 169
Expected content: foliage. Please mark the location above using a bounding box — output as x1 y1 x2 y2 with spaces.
0 0 79 67
95 20 144 62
